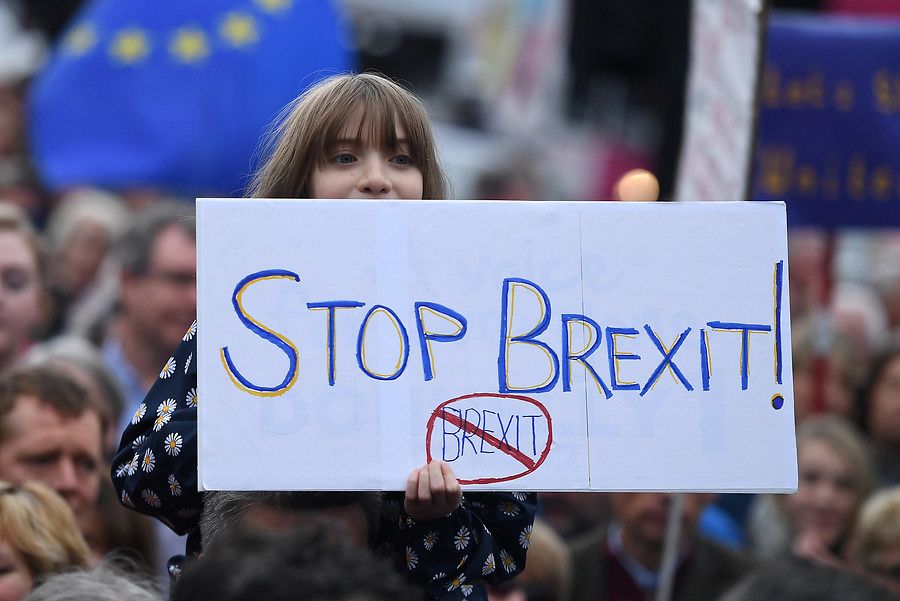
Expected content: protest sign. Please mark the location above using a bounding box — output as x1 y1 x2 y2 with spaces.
675 0 766 201
197 199 797 492
751 13 900 227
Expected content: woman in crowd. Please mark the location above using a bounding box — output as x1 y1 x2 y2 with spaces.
0 481 92 601
0 203 48 375
860 346 900 486
748 414 876 564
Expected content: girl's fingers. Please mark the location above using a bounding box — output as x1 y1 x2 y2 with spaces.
417 465 432 504
406 468 421 502
439 460 462 499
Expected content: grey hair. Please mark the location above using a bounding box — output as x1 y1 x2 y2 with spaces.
200 490 385 552
24 561 161 601
115 201 195 276
45 188 132 254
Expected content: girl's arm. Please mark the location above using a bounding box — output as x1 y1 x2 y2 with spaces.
111 324 202 535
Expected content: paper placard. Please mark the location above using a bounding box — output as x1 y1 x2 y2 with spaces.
197 199 797 492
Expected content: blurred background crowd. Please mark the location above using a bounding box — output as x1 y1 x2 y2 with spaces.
1 0 900 600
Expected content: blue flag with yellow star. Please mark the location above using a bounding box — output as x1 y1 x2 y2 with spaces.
28 0 354 196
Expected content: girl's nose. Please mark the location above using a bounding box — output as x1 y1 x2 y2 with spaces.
357 159 391 196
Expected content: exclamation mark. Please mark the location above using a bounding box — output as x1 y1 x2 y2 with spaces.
772 260 784 410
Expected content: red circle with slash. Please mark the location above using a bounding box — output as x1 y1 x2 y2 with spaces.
425 392 553 485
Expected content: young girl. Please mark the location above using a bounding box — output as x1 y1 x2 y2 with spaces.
112 73 537 600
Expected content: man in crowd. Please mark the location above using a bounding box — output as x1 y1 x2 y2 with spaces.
569 493 751 601
102 202 196 434
0 366 107 533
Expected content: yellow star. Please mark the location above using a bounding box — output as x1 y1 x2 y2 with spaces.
220 12 259 48
169 28 209 64
109 29 150 65
63 23 97 56
254 0 292 13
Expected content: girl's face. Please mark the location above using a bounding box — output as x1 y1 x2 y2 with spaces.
310 110 424 200
869 356 900 446
0 230 43 366
787 438 859 549
0 535 32 601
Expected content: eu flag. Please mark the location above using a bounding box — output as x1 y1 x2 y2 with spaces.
28 0 354 196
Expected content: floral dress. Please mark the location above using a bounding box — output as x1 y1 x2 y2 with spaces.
111 321 537 601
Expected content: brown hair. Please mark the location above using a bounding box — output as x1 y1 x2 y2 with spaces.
247 73 447 200
0 365 110 444
846 486 900 568
0 480 92 577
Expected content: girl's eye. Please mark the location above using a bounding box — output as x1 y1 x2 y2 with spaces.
335 153 356 164
391 154 412 166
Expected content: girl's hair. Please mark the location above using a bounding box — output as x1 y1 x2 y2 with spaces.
846 485 900 567
247 73 447 200
0 480 92 578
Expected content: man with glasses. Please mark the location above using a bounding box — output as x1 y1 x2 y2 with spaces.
102 202 196 436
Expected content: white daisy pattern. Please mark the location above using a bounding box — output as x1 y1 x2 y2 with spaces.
512 492 528 502
482 553 496 575
519 524 533 549
456 554 469 570
168 474 182 496
404 547 418 571
423 531 438 551
131 403 146 425
185 388 197 408
498 501 521 516
157 398 177 416
431 572 447 582
461 584 474 597
159 356 176 379
126 453 139 476
142 489 161 508
454 526 470 551
153 412 172 432
164 432 183 456
141 449 155 473
183 320 197 341
130 435 147 449
114 462 129 478
184 352 192 374
446 574 465 592
121 490 134 508
500 549 517 573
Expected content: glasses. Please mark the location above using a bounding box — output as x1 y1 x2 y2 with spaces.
142 270 196 288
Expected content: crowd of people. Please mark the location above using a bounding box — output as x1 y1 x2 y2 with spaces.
2 3 900 601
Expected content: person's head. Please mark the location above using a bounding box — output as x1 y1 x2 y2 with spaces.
0 203 48 372
0 366 107 521
248 73 446 201
24 336 126 455
721 558 892 601
45 188 131 298
115 202 196 356
0 481 92 601
609 492 715 565
173 521 423 601
199 490 384 552
23 561 160 601
487 519 571 601
846 486 900 593
784 415 876 553
791 316 860 421
862 346 900 448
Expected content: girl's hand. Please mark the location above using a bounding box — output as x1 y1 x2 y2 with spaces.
404 460 463 522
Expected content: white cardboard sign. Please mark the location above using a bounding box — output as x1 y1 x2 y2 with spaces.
197 199 797 492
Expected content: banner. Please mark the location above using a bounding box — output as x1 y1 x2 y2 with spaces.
751 13 900 227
